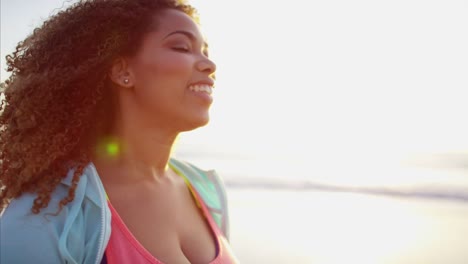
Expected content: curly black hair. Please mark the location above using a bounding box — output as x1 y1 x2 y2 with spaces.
0 0 197 214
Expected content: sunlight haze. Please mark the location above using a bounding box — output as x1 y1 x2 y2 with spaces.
1 0 468 164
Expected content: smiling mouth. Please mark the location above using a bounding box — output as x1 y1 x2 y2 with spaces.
188 84 213 95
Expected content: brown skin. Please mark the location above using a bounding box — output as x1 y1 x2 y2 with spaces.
1 1 218 263
95 9 217 264
0 0 197 214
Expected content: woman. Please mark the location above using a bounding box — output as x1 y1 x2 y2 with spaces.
0 0 238 263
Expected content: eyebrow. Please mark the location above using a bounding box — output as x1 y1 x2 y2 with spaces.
163 30 209 49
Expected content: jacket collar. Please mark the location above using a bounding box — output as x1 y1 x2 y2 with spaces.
60 162 105 207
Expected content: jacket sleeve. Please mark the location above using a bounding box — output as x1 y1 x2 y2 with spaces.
0 190 72 264
0 172 102 264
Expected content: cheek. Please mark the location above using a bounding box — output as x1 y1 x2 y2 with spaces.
135 52 193 84
131 52 194 111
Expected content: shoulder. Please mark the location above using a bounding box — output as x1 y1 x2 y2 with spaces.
169 157 226 200
169 158 224 186
1 181 72 263
169 157 230 239
0 163 109 263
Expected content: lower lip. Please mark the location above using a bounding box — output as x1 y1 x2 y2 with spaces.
188 90 213 104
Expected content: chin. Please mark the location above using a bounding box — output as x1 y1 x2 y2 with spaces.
181 113 210 132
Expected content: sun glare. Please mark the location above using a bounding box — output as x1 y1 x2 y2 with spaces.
230 189 459 263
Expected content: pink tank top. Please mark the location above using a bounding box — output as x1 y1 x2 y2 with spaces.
104 184 239 264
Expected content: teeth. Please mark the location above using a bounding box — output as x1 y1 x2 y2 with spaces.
189 84 213 94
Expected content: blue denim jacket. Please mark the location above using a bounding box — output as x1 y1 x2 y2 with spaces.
0 158 229 264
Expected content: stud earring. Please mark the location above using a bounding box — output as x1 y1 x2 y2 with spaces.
123 78 129 84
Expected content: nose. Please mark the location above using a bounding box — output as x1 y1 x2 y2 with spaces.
196 57 216 76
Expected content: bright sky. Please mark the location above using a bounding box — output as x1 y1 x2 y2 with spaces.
2 2 468 261
1 0 468 164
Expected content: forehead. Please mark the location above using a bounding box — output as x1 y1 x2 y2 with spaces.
153 9 206 42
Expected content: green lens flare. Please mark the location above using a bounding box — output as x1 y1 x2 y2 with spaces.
106 142 119 156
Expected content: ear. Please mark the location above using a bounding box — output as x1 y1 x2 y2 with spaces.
109 57 134 88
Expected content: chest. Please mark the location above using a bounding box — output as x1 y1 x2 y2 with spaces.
105 182 218 264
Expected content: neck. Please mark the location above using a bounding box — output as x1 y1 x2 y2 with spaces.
92 86 187 184
92 120 179 184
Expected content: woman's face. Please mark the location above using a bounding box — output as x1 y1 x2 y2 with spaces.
123 8 216 132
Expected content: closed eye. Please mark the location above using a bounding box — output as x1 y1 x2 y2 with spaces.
172 46 190 52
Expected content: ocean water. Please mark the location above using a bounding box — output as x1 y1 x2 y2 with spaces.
227 188 468 264
175 148 468 263
174 146 468 204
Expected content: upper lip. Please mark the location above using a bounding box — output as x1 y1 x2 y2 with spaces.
189 79 215 88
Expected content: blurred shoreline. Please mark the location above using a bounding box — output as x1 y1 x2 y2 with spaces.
224 180 468 204
175 147 468 205
227 188 468 264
